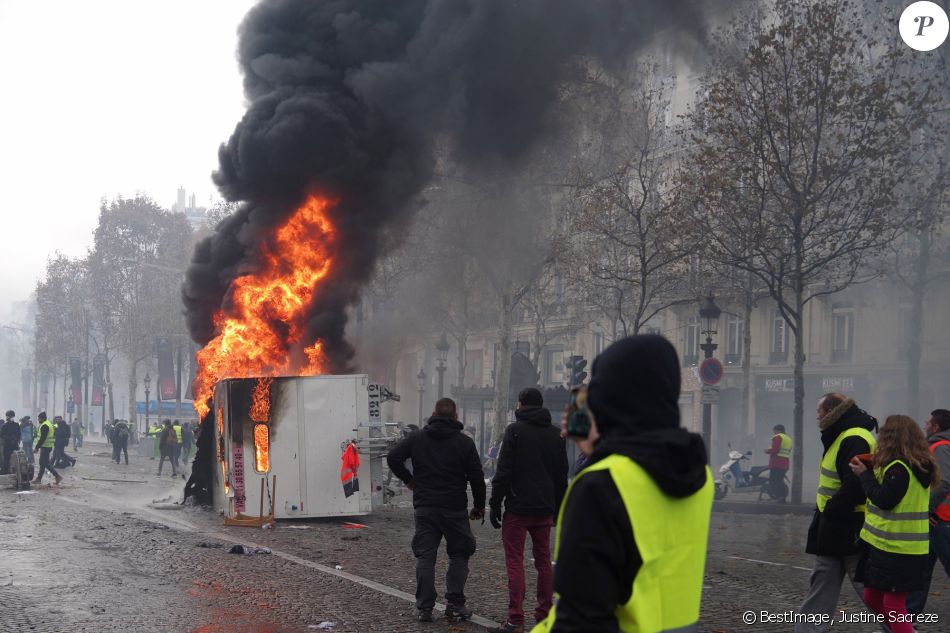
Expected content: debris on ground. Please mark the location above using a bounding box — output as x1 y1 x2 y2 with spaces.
334 564 343 570
341 522 367 529
13 491 37 495
308 622 336 630
341 535 361 541
228 544 273 555
282 525 312 530
196 542 220 548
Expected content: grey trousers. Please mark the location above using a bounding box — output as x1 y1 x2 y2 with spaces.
412 507 476 611
795 554 859 633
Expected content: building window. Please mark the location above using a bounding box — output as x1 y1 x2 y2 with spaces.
464 349 483 387
684 317 699 366
543 346 565 386
725 315 743 365
592 332 605 356
831 306 854 363
770 310 789 364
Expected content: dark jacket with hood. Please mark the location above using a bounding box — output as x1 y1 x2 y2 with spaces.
387 415 486 511
547 335 711 633
489 405 568 516
854 459 933 592
1 418 21 449
805 399 878 556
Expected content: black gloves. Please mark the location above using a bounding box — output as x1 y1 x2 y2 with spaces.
490 506 502 529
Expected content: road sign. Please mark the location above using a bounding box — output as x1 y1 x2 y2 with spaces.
699 358 724 385
701 384 720 404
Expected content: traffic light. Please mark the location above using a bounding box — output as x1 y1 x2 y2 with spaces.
564 355 588 388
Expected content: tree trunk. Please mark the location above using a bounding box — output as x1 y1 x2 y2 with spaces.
791 287 806 505
105 344 115 424
128 361 139 435
491 293 513 446
741 278 754 439
907 220 932 419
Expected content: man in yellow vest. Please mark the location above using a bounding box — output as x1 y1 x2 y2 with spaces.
534 335 713 633
908 408 950 614
764 424 792 502
795 393 877 633
30 411 62 485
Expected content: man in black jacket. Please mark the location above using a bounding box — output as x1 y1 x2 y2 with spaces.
488 388 567 633
0 410 21 473
387 397 486 624
796 393 877 633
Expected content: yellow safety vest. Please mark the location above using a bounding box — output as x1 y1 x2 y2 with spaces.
38 420 56 449
775 433 792 459
816 427 876 512
173 425 182 443
860 459 929 555
533 454 713 633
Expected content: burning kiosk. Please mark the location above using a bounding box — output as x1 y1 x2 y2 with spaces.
212 375 390 521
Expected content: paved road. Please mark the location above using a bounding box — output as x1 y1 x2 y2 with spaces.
1 442 947 633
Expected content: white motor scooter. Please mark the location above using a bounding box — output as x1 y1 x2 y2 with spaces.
713 446 788 502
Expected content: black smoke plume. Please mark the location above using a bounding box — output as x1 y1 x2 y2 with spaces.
183 0 713 368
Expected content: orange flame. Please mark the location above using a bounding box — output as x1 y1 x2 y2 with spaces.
253 423 270 473
250 378 274 423
193 196 335 418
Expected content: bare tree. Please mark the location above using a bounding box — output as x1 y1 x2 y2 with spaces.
686 0 927 503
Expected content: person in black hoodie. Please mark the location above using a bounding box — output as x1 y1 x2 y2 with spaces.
387 397 486 624
488 388 568 633
795 394 877 633
1 410 21 473
534 335 713 633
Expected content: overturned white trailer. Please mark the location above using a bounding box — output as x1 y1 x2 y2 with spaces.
211 375 392 520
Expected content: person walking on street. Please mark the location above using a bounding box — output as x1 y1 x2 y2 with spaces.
1 410 21 474
848 415 937 633
764 424 792 502
908 408 950 614
182 422 194 462
112 419 130 465
172 420 183 472
157 420 178 477
19 416 34 464
488 388 568 633
796 393 878 633
52 416 75 468
535 335 713 633
71 417 80 451
31 412 61 485
387 397 486 624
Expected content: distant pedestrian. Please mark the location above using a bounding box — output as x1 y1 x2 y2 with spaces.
71 418 81 451
796 393 877 633
172 420 183 471
31 412 61 485
387 398 486 624
104 419 114 445
487 388 567 633
1 410 21 473
112 420 130 465
19 416 34 464
181 422 194 462
849 415 937 633
52 416 75 468
908 409 950 614
157 420 178 477
764 424 792 502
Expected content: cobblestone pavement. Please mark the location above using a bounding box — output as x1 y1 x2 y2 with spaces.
1 442 948 633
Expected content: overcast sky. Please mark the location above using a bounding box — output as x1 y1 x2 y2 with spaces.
0 0 257 313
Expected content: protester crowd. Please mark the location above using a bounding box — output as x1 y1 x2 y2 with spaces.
387 334 950 633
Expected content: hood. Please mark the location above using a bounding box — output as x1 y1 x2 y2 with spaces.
820 402 878 449
586 334 680 437
514 405 552 427
929 428 950 445
424 415 464 440
909 462 934 489
589 427 709 498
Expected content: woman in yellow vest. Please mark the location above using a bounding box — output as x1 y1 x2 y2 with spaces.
848 415 937 633
534 335 713 633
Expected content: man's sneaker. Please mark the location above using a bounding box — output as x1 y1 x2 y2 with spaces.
445 603 473 622
417 609 433 623
54 474 63 485
487 622 524 633
30 478 42 485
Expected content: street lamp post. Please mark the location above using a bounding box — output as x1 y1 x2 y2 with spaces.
699 294 721 461
143 372 151 437
417 368 427 424
435 333 450 399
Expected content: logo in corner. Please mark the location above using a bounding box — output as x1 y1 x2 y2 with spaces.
900 1 949 51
